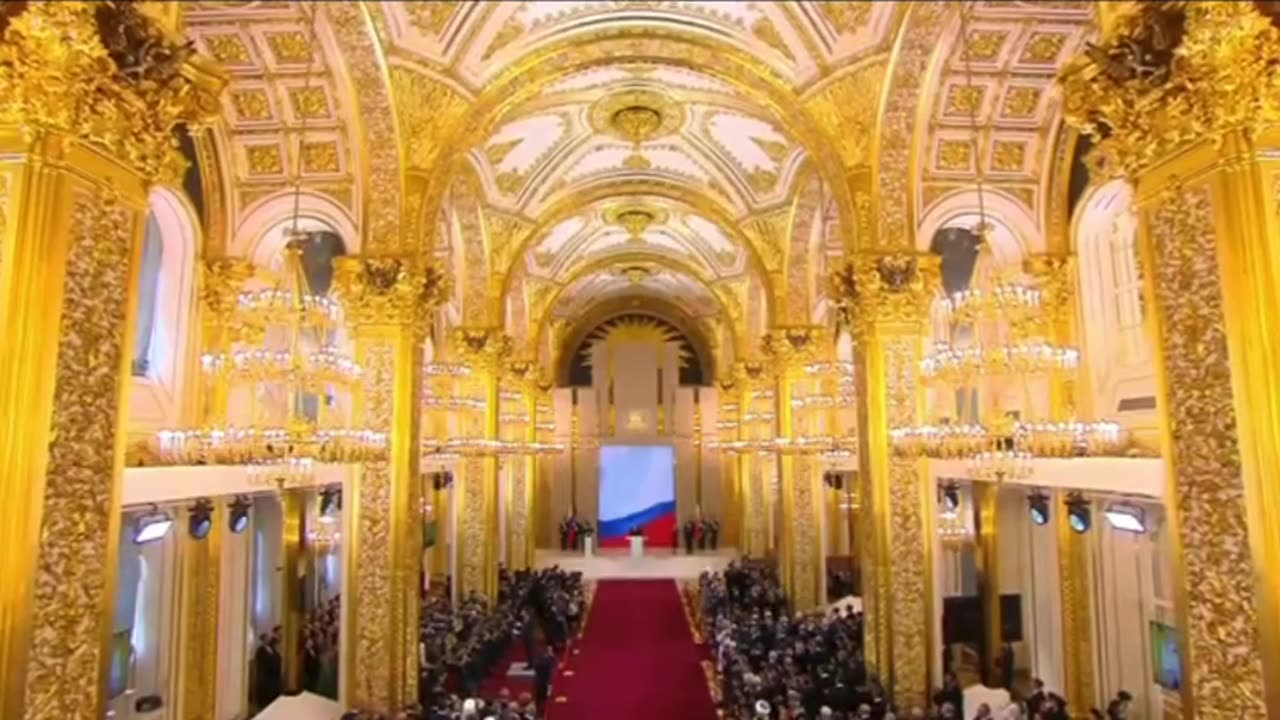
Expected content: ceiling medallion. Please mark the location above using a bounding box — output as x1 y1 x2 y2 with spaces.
614 264 656 284
589 89 686 145
603 203 670 240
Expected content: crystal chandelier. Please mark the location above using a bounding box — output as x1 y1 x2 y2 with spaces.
889 6 1123 481
156 235 386 481
156 3 386 484
938 509 975 548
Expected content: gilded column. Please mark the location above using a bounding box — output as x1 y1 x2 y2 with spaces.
0 5 221 719
1062 5 1280 716
333 256 445 710
833 253 939 707
280 489 307 694
175 503 223 720
1026 254 1095 713
735 361 770 557
454 328 512 601
504 360 540 571
972 482 1002 687
763 327 826 612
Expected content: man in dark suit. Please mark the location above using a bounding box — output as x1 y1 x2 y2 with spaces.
683 520 696 554
708 519 720 550
533 645 557 718
252 633 280 710
1027 677 1048 716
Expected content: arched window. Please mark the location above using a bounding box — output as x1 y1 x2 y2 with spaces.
1109 206 1146 365
930 226 981 423
132 213 163 376
1074 179 1155 414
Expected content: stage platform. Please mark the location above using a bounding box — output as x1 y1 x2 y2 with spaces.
535 547 738 579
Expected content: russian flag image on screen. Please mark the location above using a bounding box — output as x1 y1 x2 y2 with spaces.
597 444 676 548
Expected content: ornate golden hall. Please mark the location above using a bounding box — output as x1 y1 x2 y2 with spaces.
2 2 1278 719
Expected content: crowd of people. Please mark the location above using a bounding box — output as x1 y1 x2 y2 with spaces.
302 594 341 698
701 563 1135 719
702 562 877 719
408 566 584 720
557 516 595 551
680 518 721 553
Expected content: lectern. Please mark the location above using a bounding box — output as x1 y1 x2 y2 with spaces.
628 535 644 558
583 535 594 557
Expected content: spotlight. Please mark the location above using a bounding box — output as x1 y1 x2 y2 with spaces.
941 482 961 513
188 499 214 540
1065 493 1091 534
133 507 173 545
1027 491 1050 526
228 495 251 534
1104 503 1147 533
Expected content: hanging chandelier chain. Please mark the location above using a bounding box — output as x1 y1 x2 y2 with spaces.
289 0 323 236
959 2 988 238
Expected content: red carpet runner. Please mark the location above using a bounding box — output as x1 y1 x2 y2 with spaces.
551 579 717 720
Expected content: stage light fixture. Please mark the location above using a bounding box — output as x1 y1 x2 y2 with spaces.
1065 493 1091 534
133 507 173 545
228 495 251 534
941 482 961 513
1104 503 1147 533
1027 491 1050 526
188 499 214 540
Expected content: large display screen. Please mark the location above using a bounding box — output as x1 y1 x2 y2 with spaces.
598 444 676 547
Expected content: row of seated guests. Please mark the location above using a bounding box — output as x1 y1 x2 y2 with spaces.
702 562 887 719
678 518 721 554
557 516 595 551
411 567 584 719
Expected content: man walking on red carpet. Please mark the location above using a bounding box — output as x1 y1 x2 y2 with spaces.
533 644 557 717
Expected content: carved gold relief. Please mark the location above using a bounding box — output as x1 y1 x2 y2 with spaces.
21 191 135 720
333 255 450 330
991 140 1027 172
1061 2 1280 177
802 62 883 168
231 88 272 121
288 86 330 119
405 1 460 36
1000 86 1041 118
1144 185 1266 717
245 144 284 175
485 138 522 167
877 2 951 248
0 2 222 182
963 30 1008 61
482 16 525 61
944 84 984 116
202 32 253 65
936 140 973 171
1019 32 1068 64
265 30 314 64
751 16 795 61
300 141 340 174
815 1 872 35
328 3 404 252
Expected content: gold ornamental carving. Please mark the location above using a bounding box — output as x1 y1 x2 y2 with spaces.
588 88 687 144
332 255 450 329
1024 254 1077 331
761 326 825 373
1145 185 1266 717
1060 2 1280 177
829 253 941 337
0 2 224 182
199 257 253 318
453 327 514 372
23 190 134 720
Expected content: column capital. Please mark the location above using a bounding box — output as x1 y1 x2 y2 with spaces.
829 252 940 336
761 325 827 375
452 327 513 372
0 2 225 182
332 255 449 329
198 257 254 317
1060 2 1280 177
732 358 773 388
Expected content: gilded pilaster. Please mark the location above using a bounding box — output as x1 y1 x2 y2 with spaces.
972 482 1001 687
763 328 827 612
734 361 770 557
1062 5 1280 716
454 328 512 602
504 361 540 571
333 256 446 710
280 490 307 694
832 253 939 707
0 5 220 719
